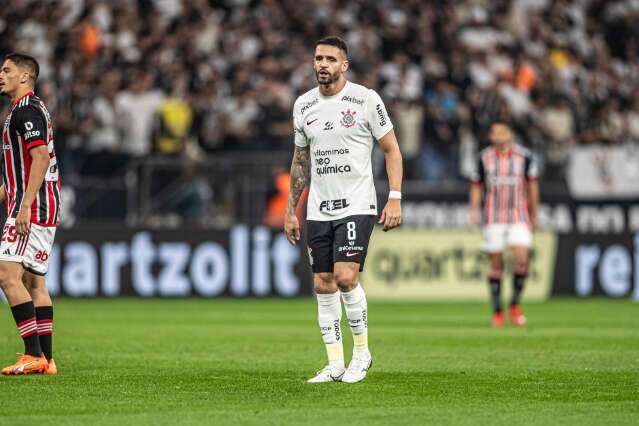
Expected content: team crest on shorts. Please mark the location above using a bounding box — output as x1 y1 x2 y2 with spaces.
340 109 357 128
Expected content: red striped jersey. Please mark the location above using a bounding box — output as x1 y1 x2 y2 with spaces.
471 144 537 225
2 91 61 226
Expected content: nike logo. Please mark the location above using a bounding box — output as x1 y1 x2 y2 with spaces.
346 252 358 257
306 118 318 125
331 372 344 381
13 361 37 372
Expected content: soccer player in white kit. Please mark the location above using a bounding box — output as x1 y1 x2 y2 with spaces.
284 36 403 383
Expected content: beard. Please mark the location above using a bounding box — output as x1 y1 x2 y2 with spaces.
315 69 340 85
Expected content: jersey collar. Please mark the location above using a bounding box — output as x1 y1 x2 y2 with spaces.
495 146 513 157
12 91 34 107
318 81 349 99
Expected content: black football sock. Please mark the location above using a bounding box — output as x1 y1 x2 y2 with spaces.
11 301 42 357
36 306 53 360
511 274 527 307
489 275 502 314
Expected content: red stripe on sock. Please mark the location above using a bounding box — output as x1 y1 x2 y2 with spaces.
21 329 39 338
17 317 36 327
36 319 53 325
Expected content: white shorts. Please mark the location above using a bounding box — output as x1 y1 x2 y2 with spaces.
481 223 532 253
0 218 56 275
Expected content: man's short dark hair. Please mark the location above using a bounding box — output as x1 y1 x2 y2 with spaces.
4 53 39 82
315 36 348 56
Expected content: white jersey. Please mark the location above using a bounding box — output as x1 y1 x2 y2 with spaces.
293 81 393 221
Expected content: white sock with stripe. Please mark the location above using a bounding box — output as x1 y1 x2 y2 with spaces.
316 292 344 369
341 283 368 355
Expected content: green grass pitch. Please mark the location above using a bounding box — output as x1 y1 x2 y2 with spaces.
1 299 638 425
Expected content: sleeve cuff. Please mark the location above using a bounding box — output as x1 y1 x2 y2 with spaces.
25 139 46 150
471 180 483 186
527 176 538 182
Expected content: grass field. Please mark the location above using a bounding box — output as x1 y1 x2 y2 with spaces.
1 299 638 425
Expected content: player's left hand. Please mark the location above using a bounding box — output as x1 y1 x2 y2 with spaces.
15 207 31 237
379 199 401 232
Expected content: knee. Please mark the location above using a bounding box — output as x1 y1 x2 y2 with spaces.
313 273 337 294
0 272 21 292
513 262 529 276
488 269 503 281
334 268 358 291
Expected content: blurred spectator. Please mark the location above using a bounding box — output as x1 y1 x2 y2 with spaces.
115 71 164 158
0 0 637 189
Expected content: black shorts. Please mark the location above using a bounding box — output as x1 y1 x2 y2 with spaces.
307 215 376 273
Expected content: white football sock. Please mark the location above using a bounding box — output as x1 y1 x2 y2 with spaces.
341 283 368 354
316 292 344 369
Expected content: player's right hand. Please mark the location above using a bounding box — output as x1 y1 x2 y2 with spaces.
284 211 301 245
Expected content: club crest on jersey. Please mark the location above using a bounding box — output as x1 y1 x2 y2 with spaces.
340 109 357 128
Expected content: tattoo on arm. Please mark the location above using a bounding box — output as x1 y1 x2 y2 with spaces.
287 146 311 212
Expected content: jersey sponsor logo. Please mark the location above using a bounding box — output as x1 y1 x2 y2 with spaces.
338 245 364 252
313 148 349 156
319 198 350 212
487 176 519 186
306 118 318 126
35 250 49 262
346 252 358 257
316 163 352 176
323 121 334 131
24 130 40 139
376 104 387 127
340 109 357 128
341 95 364 105
300 98 319 115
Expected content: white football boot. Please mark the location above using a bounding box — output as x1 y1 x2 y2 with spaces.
342 350 372 383
307 365 346 383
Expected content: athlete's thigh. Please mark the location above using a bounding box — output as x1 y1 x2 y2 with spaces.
510 245 530 266
0 259 24 285
332 215 375 272
22 269 46 289
487 252 504 271
481 224 507 254
307 220 334 274
21 223 56 276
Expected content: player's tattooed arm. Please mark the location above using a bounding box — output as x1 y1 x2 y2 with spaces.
284 145 310 245
287 145 311 212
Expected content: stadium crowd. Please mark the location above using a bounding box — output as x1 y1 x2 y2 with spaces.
1 0 638 187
